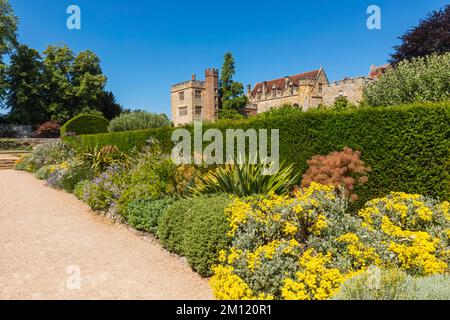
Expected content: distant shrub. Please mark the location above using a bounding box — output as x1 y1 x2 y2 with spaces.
158 195 232 276
0 139 32 151
218 108 246 120
60 114 109 136
255 104 303 118
301 147 371 201
108 111 171 132
35 121 60 138
364 53 450 106
126 197 175 234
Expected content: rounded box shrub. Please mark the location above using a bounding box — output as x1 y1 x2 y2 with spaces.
60 114 109 136
158 194 232 276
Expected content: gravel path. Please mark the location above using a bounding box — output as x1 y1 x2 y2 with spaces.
0 170 213 300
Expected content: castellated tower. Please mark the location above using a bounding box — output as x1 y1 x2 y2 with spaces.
204 68 219 122
171 68 219 127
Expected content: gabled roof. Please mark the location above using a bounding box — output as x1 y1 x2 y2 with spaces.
251 69 321 96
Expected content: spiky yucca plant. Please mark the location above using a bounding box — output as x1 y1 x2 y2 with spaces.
191 162 298 197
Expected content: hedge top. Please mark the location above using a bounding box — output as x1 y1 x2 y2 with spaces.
60 114 109 136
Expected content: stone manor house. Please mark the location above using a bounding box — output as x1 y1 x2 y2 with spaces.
170 65 388 126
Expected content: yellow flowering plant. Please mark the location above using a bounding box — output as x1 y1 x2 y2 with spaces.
356 193 449 276
211 183 360 300
210 184 450 300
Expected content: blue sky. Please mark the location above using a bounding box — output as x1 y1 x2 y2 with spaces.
10 0 448 115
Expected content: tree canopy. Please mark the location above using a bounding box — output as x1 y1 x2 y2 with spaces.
219 52 248 111
391 5 450 64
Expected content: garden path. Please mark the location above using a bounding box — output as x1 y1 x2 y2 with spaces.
0 170 213 300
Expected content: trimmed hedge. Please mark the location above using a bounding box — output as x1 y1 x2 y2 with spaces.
60 114 109 136
67 101 450 206
158 195 232 276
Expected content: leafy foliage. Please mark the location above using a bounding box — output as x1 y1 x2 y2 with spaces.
81 144 127 173
35 121 60 138
125 197 175 234
158 195 232 276
108 111 171 132
334 268 450 300
192 162 298 197
301 147 371 201
391 5 450 64
24 140 73 172
60 114 109 136
211 184 449 300
5 45 45 124
0 0 18 101
364 53 450 106
219 52 248 111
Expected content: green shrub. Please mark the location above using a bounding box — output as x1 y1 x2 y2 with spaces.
158 195 232 276
192 162 298 197
26 141 73 172
116 145 177 214
182 195 232 276
81 144 127 173
108 111 171 132
68 101 450 205
65 126 175 153
334 268 450 300
364 53 450 106
126 197 175 234
35 165 52 180
58 162 94 193
0 139 33 151
411 274 450 300
333 268 413 300
60 114 109 136
157 198 196 254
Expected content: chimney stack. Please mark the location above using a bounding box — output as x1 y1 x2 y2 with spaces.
192 74 196 81
247 84 252 95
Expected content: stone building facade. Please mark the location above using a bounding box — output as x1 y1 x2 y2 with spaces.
247 68 330 112
170 69 219 127
321 77 373 106
171 65 386 124
247 68 376 113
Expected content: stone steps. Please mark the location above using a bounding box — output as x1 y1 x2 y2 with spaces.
0 159 17 170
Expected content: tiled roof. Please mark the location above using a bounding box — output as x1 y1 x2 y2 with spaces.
251 70 320 96
369 64 390 78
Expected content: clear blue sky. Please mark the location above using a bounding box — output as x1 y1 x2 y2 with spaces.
10 0 448 115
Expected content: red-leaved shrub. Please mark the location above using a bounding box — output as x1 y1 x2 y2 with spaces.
35 121 60 138
301 147 371 201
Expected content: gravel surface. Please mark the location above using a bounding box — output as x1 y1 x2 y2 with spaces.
0 170 213 300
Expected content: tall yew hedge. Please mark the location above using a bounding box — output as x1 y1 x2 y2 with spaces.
66 101 450 205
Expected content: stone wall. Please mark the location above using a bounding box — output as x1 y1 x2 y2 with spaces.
321 77 373 106
0 124 34 138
